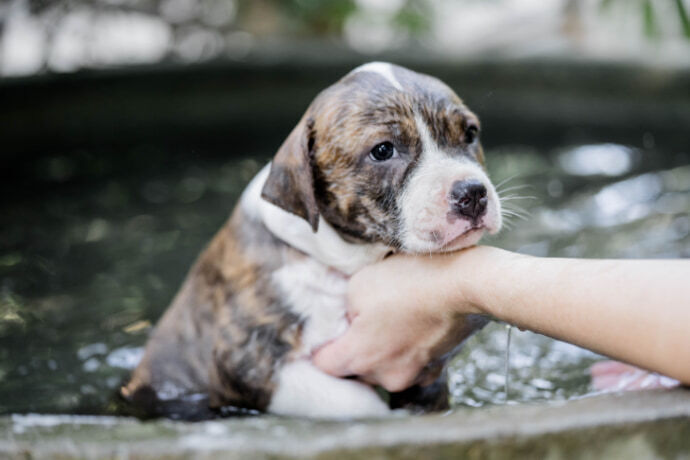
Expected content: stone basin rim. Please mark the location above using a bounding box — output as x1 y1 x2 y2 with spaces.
1 388 689 458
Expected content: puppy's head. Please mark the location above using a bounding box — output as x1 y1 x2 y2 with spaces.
262 62 501 253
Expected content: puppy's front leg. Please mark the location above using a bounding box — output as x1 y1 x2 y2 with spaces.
268 360 390 419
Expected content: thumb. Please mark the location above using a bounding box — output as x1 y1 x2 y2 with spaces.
312 328 360 377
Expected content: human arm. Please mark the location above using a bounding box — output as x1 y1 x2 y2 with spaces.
312 246 690 391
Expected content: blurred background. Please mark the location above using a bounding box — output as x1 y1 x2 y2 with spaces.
2 0 690 74
0 0 688 416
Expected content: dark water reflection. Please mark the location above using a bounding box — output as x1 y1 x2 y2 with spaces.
0 142 688 415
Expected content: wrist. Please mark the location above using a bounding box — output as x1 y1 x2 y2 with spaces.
448 245 523 318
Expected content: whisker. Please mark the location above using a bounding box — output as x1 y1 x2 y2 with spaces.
502 206 529 216
501 210 529 221
502 201 530 211
497 184 533 194
499 196 537 201
494 174 519 190
502 205 530 215
500 220 515 231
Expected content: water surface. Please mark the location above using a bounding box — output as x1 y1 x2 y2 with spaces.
0 141 688 415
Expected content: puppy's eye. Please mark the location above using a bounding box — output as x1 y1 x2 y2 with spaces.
370 142 396 161
464 125 479 144
369 142 396 161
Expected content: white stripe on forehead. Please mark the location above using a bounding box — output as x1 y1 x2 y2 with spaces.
414 114 445 160
352 62 403 91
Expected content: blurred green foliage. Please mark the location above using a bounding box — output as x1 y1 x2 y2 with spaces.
9 0 690 41
5 0 688 74
392 0 432 35
15 0 431 37
600 0 690 39
272 0 358 36
237 0 431 37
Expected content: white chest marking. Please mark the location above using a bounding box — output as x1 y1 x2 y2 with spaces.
272 258 349 356
268 270 390 418
240 164 393 418
352 61 403 91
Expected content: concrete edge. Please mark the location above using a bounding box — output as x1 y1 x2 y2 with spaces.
1 388 688 458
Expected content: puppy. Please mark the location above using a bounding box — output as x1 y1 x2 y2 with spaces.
122 62 502 419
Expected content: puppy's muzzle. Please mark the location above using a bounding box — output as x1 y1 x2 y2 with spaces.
449 179 488 222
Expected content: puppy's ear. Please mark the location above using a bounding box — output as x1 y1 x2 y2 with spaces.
261 117 320 232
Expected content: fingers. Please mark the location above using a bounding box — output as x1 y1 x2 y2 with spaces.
312 321 434 392
312 332 419 392
350 357 423 392
312 329 359 378
376 368 420 393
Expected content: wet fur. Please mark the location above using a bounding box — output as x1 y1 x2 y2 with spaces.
124 209 302 413
123 205 449 417
123 63 494 419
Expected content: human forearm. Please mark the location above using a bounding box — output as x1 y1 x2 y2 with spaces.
314 246 690 392
455 247 690 384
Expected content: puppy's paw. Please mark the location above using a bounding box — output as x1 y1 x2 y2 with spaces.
268 360 390 419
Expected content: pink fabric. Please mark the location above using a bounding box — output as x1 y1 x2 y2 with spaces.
590 361 679 391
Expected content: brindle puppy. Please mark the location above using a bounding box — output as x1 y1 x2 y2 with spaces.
122 62 502 419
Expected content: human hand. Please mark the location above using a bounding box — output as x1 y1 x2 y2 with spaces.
312 250 487 392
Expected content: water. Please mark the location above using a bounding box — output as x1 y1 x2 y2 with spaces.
504 325 512 402
449 142 690 407
0 141 688 415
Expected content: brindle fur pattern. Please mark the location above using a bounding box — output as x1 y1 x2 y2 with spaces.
124 63 488 418
123 209 305 414
302 66 484 248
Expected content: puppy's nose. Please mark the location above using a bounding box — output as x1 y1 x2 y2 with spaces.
450 179 488 220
